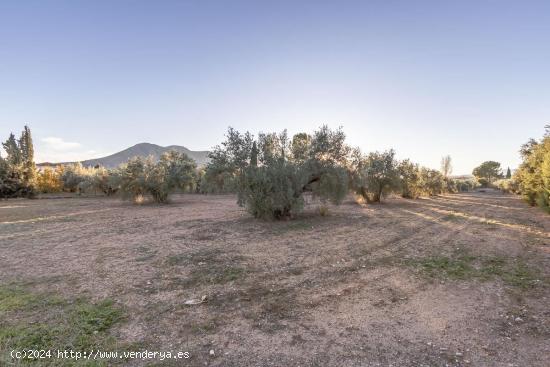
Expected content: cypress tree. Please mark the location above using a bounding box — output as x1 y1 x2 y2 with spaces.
19 125 37 189
2 133 22 166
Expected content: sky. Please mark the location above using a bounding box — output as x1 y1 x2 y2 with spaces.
1 0 549 174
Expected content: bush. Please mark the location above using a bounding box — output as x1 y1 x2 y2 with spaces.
453 178 479 192
116 151 197 203
0 160 34 198
240 161 304 219
60 163 95 193
116 158 147 202
419 168 445 196
148 150 197 202
36 166 64 193
493 178 519 194
91 167 118 196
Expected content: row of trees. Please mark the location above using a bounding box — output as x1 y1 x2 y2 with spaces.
1 126 199 202
475 126 550 214
35 153 197 203
472 160 509 187
201 126 477 219
2 125 480 217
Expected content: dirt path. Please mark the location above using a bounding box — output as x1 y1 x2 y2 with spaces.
1 191 549 366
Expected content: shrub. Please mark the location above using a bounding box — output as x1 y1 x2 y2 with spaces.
493 178 519 194
453 177 479 192
148 150 197 203
117 157 147 202
419 168 445 196
116 151 197 203
0 159 34 198
240 160 304 219
444 178 458 193
353 150 401 203
60 163 95 193
36 166 64 193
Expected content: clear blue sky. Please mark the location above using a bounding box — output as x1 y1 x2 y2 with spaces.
1 0 549 174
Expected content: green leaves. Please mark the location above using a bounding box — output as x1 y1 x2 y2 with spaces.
515 129 550 211
206 126 351 219
117 151 197 203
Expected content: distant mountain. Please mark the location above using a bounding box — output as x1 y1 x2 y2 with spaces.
39 143 210 168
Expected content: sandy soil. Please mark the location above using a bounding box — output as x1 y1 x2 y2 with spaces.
1 190 549 366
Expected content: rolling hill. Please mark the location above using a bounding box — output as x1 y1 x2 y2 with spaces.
39 143 210 168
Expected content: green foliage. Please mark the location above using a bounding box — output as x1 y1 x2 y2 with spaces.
409 253 543 288
419 167 445 196
91 167 119 195
399 160 462 198
415 254 476 279
60 163 91 193
116 151 197 203
398 159 422 198
473 161 503 185
0 126 37 198
148 150 197 202
19 126 37 188
514 127 550 211
290 133 311 163
2 133 22 166
0 285 125 366
207 126 349 219
240 161 304 219
36 166 64 193
493 178 519 193
453 177 479 192
353 150 401 202
200 127 253 193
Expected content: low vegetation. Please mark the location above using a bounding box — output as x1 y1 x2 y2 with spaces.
114 151 197 203
4 123 549 216
0 285 126 366
409 252 544 289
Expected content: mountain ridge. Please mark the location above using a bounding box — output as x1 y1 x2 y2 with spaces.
38 142 210 168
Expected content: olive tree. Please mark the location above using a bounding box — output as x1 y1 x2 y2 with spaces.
419 168 445 196
206 126 349 219
201 128 254 193
398 159 422 199
117 151 196 203
353 150 401 203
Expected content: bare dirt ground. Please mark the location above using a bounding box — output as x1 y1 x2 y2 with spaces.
1 190 549 366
